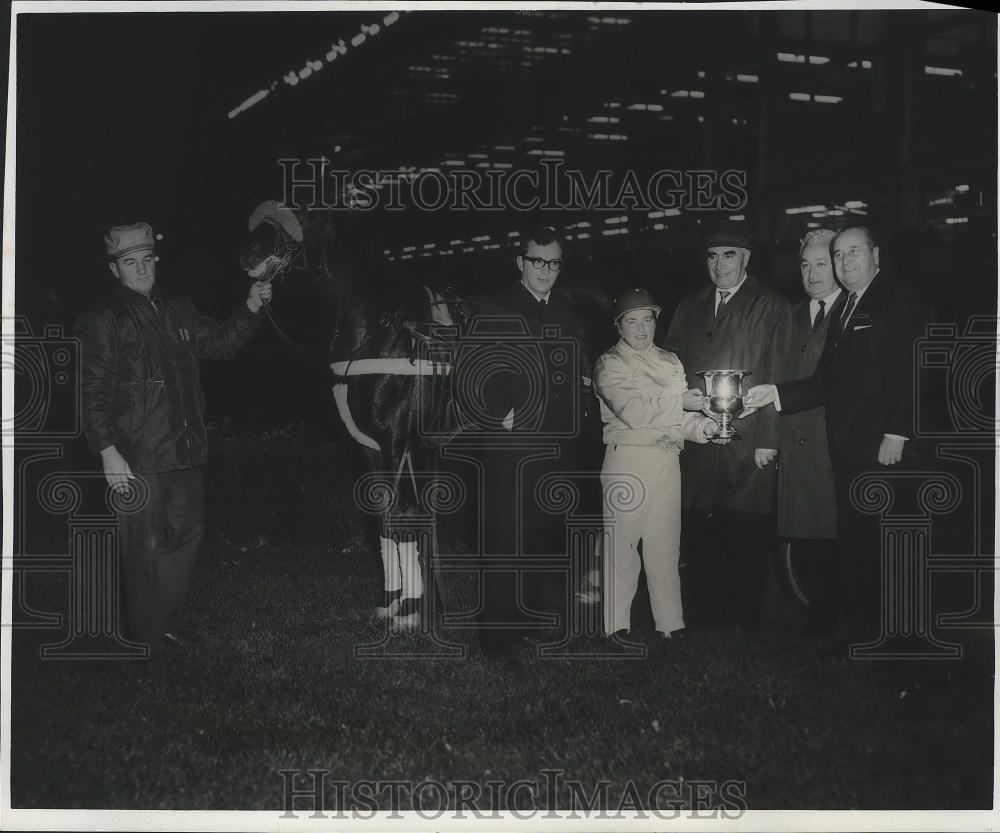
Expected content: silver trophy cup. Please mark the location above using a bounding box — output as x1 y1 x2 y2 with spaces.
696 369 750 440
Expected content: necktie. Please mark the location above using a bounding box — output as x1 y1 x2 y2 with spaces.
715 290 731 318
837 292 858 337
538 298 547 306
813 299 826 331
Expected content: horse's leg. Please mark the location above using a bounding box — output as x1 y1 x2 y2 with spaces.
389 409 426 632
358 441 403 621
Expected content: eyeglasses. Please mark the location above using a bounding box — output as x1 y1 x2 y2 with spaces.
522 256 562 272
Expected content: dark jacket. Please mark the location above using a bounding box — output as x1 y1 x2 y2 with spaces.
661 274 787 514
457 281 583 532
773 296 843 538
75 282 263 474
777 272 931 470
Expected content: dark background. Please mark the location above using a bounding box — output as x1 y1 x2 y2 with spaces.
14 8 998 446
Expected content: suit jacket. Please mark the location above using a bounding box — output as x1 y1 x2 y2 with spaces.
773 297 842 538
662 274 787 514
457 281 583 533
778 272 931 470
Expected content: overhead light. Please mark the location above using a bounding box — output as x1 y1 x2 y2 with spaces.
789 93 811 102
777 52 805 63
925 66 963 77
736 73 759 83
814 95 843 104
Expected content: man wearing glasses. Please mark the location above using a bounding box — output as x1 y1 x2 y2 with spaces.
457 227 585 659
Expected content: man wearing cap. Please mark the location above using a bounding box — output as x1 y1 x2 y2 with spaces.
454 226 586 659
661 220 787 631
76 221 272 656
594 289 719 646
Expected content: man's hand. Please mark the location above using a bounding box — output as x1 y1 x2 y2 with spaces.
682 389 705 411
247 280 274 313
100 446 135 495
754 448 778 469
878 435 905 466
746 384 777 407
704 418 731 445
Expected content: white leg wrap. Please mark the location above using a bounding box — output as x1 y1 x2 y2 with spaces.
397 539 424 601
380 536 402 592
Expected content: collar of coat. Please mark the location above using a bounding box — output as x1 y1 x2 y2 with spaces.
113 281 168 306
700 272 762 307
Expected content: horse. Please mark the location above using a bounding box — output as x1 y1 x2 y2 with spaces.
239 201 615 633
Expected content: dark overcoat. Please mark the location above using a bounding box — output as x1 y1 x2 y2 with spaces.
456 281 583 534
773 296 843 539
661 274 787 515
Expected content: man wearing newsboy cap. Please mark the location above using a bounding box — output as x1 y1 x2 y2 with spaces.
75 221 272 657
660 220 788 631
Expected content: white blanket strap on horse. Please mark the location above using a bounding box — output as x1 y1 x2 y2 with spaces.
330 358 452 377
331 359 452 452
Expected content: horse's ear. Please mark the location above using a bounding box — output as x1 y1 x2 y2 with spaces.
248 200 304 242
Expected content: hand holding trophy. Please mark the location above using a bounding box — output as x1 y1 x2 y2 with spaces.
695 370 751 441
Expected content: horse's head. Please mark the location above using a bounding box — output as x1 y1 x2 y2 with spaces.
240 200 305 281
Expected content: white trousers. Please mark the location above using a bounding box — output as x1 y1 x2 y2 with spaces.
601 444 684 635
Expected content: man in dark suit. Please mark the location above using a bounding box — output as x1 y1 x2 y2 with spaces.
455 227 583 658
662 220 787 630
769 229 843 635
748 225 932 653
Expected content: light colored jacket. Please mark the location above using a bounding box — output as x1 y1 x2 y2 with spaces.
594 340 714 449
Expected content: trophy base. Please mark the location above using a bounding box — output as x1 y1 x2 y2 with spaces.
716 416 739 440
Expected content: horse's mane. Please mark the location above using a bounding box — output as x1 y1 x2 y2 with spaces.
296 208 419 309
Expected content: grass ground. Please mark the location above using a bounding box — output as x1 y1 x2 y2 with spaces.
8 444 995 812
9 531 994 811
